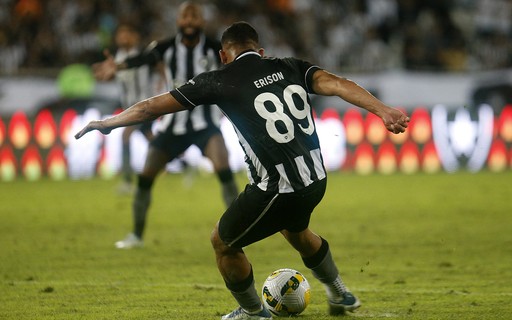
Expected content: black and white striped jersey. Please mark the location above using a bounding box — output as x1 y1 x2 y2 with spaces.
124 34 222 135
171 51 326 193
115 47 152 108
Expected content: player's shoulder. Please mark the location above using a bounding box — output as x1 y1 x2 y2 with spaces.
263 56 314 72
193 68 223 85
278 56 312 66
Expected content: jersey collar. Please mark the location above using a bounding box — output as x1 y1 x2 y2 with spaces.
235 50 260 61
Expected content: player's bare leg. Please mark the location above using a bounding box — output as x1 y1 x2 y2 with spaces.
115 146 169 249
211 224 271 319
118 124 153 195
204 133 239 207
281 229 361 314
118 125 138 194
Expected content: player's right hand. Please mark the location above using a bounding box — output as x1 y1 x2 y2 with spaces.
92 50 117 81
74 120 112 139
381 108 410 134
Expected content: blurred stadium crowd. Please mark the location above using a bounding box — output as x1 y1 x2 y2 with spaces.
1 0 511 75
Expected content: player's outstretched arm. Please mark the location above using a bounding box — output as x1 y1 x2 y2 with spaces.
311 70 409 134
75 93 187 139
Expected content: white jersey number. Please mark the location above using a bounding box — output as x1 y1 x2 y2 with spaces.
254 85 314 143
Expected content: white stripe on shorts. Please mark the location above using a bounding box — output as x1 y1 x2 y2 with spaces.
227 193 280 247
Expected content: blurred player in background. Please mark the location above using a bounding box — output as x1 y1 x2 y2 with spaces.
93 1 239 249
77 21 409 319
112 22 156 194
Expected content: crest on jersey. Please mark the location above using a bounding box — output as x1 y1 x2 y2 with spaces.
431 104 494 172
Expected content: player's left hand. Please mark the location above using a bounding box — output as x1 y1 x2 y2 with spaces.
74 120 112 139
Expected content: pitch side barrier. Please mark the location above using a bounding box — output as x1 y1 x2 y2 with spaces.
0 104 511 181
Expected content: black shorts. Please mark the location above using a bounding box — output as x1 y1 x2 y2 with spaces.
139 120 154 134
218 178 327 248
150 125 222 159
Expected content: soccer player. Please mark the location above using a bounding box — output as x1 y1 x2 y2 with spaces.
93 1 239 249
111 22 155 194
77 21 409 319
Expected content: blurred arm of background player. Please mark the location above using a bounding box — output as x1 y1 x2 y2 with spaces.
93 39 161 81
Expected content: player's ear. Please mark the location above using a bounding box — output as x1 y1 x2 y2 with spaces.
258 48 265 57
219 49 228 65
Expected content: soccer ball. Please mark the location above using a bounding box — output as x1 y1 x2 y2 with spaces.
261 268 311 316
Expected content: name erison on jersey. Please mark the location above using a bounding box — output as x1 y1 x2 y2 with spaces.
253 72 284 88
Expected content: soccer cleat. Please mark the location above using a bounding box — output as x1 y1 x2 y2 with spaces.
328 292 361 315
114 233 143 249
221 306 272 320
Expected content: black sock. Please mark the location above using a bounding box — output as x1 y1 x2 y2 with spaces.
302 237 330 270
217 169 239 207
225 268 262 313
132 176 153 238
302 238 348 300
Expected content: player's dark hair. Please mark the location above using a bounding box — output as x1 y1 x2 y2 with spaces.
115 20 140 35
179 0 203 16
221 21 259 47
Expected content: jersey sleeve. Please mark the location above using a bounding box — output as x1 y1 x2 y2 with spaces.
283 57 322 94
305 66 321 94
169 71 219 109
300 60 322 95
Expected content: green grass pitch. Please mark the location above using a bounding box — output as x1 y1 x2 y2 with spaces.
0 171 511 319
